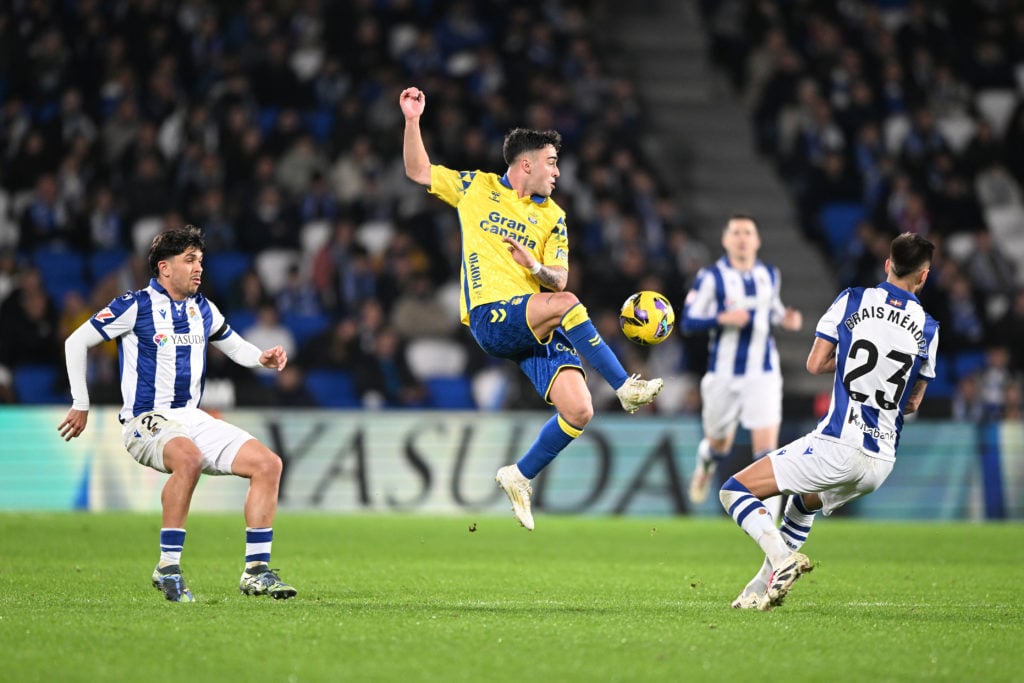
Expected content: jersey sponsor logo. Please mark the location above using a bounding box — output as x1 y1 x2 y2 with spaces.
468 252 482 290
153 332 205 347
489 190 500 202
478 211 538 249
846 407 896 440
94 307 114 323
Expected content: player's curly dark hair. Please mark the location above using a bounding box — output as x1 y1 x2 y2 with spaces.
889 232 934 277
148 224 206 276
502 128 562 166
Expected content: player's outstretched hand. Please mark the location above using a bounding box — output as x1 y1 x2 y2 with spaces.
57 408 88 442
502 236 536 270
400 87 425 118
260 345 288 372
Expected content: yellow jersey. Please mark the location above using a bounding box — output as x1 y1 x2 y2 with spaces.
429 165 569 325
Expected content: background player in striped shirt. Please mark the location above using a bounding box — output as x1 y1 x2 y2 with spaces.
720 232 938 610
681 214 803 514
400 86 663 531
57 225 297 602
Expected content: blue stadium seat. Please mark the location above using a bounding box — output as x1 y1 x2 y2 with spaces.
13 364 66 404
819 202 867 258
226 310 257 336
88 248 130 281
201 251 253 300
31 248 87 304
425 376 476 409
953 350 987 381
925 358 955 399
304 108 335 143
304 369 360 408
282 311 331 347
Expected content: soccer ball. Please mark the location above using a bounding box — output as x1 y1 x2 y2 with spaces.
619 290 675 345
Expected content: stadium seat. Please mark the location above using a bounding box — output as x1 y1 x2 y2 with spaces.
935 114 976 154
304 369 360 408
13 364 66 404
405 338 468 380
225 309 257 335
471 366 510 411
31 248 87 303
425 376 476 409
818 202 867 258
926 360 955 399
202 251 253 300
88 248 131 281
357 220 395 257
131 216 163 254
974 89 1018 138
254 248 301 295
952 350 987 381
883 113 910 154
303 108 335 143
282 311 331 346
300 220 332 261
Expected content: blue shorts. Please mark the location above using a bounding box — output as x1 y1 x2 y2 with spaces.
469 296 584 403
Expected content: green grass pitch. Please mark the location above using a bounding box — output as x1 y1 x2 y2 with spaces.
0 512 1021 682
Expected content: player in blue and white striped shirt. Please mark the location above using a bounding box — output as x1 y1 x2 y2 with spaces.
719 232 938 610
58 225 297 602
681 214 803 512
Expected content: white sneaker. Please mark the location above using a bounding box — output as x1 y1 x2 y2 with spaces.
756 552 813 611
495 465 534 530
731 590 762 609
688 459 717 504
616 374 664 413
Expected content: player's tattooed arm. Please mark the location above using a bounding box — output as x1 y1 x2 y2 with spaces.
533 264 567 291
502 236 568 291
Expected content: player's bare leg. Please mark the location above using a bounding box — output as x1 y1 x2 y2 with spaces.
232 441 296 599
152 438 202 602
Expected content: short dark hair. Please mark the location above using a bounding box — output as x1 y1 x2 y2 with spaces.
502 128 561 166
148 224 205 276
889 232 934 278
725 212 758 230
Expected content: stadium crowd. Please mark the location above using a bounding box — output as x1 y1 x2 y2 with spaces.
0 0 1020 421
0 0 700 413
702 0 1024 420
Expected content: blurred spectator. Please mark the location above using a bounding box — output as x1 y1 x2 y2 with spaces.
270 364 317 407
0 267 60 366
241 300 296 377
276 263 323 319
354 325 427 408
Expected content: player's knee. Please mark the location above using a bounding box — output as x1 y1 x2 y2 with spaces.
255 450 283 481
165 448 203 479
561 400 594 429
554 292 583 316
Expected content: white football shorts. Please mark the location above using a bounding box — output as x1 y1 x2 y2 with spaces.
700 371 783 438
122 407 255 475
768 433 894 515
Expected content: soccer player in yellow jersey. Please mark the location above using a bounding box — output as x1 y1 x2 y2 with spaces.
400 86 664 530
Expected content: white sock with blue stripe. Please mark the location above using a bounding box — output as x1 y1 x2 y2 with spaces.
245 527 273 569
159 528 186 568
720 477 789 568
741 495 817 596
